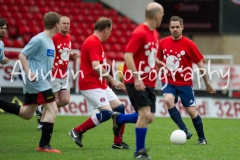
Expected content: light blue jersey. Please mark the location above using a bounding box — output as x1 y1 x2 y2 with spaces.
21 32 55 94
0 40 5 62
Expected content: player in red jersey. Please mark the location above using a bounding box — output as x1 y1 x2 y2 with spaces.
122 2 164 159
36 16 79 130
157 16 216 145
68 17 136 149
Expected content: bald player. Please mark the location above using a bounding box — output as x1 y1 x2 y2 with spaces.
112 2 164 159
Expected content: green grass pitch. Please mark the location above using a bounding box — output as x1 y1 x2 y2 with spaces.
0 114 239 160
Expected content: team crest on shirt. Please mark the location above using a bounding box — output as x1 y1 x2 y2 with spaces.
163 49 186 77
143 42 158 72
100 97 105 102
54 42 71 67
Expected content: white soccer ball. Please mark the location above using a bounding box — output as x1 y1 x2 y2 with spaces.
170 130 187 144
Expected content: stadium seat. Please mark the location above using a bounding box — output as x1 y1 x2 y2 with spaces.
39 6 50 14
19 26 30 36
7 19 16 26
72 42 81 50
16 19 27 26
19 6 29 13
13 39 25 48
35 0 45 6
25 1 35 6
32 13 43 20
103 44 111 51
30 27 42 36
8 26 18 38
8 5 19 12
22 13 33 20
12 13 22 19
22 33 32 44
2 39 13 47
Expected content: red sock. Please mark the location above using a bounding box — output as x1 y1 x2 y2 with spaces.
114 124 125 144
74 116 98 133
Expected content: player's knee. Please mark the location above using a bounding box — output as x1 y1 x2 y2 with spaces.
148 114 155 124
164 97 175 108
97 110 112 123
113 104 125 114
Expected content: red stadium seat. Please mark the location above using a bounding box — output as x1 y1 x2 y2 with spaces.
13 39 25 48
22 33 32 44
75 35 86 43
107 37 117 44
19 6 29 13
114 52 124 61
7 19 16 26
35 0 45 6
0 12 11 19
30 27 42 36
16 19 27 26
71 28 82 35
39 6 50 14
22 13 33 20
103 44 111 51
19 26 30 36
32 13 43 20
12 13 22 19
111 44 121 52
2 39 14 47
8 26 18 38
0 5 8 12
82 29 92 36
25 1 35 6
45 1 56 6
72 42 81 50
8 5 19 12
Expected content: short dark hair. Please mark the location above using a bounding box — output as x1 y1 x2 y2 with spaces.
0 18 8 28
94 17 112 31
43 11 61 30
169 16 183 26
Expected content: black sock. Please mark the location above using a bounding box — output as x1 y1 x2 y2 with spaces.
192 115 205 139
39 122 54 147
168 106 186 130
0 99 21 115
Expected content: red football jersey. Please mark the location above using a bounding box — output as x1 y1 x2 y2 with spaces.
52 33 71 78
123 24 159 87
79 35 107 90
158 36 204 86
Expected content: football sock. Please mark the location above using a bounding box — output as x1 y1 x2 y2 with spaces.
168 106 186 130
192 115 205 139
117 112 138 125
74 114 100 133
114 124 125 144
0 99 21 115
39 122 53 147
136 127 147 152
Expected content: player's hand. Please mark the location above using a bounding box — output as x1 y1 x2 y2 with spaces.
206 84 216 94
70 53 79 60
28 72 37 82
111 80 126 89
0 57 9 65
156 59 166 68
134 79 146 91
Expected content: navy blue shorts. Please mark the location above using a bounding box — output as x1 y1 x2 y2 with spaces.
125 84 156 113
161 83 196 107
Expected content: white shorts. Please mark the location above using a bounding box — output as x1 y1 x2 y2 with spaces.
80 86 118 110
49 77 70 93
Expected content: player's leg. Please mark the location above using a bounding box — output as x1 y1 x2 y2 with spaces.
36 105 43 130
68 88 112 148
125 84 153 159
0 94 37 119
35 89 60 153
108 87 137 149
179 86 207 144
162 83 192 139
55 77 70 108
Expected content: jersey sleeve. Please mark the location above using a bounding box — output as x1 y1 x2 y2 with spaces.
125 32 144 54
21 37 41 58
157 39 164 60
88 42 102 61
189 41 204 64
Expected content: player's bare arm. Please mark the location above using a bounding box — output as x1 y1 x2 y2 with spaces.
196 60 216 94
92 60 125 89
124 52 146 91
19 53 36 82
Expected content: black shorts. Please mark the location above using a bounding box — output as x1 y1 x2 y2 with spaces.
24 89 55 106
125 84 156 113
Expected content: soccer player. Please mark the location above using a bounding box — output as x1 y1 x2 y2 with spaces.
68 17 133 149
121 2 164 159
36 16 79 130
0 11 61 153
0 18 9 92
157 16 216 145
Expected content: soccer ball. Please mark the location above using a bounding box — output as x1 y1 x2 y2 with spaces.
170 130 187 144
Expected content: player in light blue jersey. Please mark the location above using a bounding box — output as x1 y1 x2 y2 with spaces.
0 18 9 93
0 12 61 153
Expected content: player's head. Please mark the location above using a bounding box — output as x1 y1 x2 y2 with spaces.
94 17 112 42
169 16 184 40
145 2 164 28
0 18 8 39
59 16 70 35
43 11 61 34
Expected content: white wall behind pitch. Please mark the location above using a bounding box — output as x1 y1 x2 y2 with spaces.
99 0 153 24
